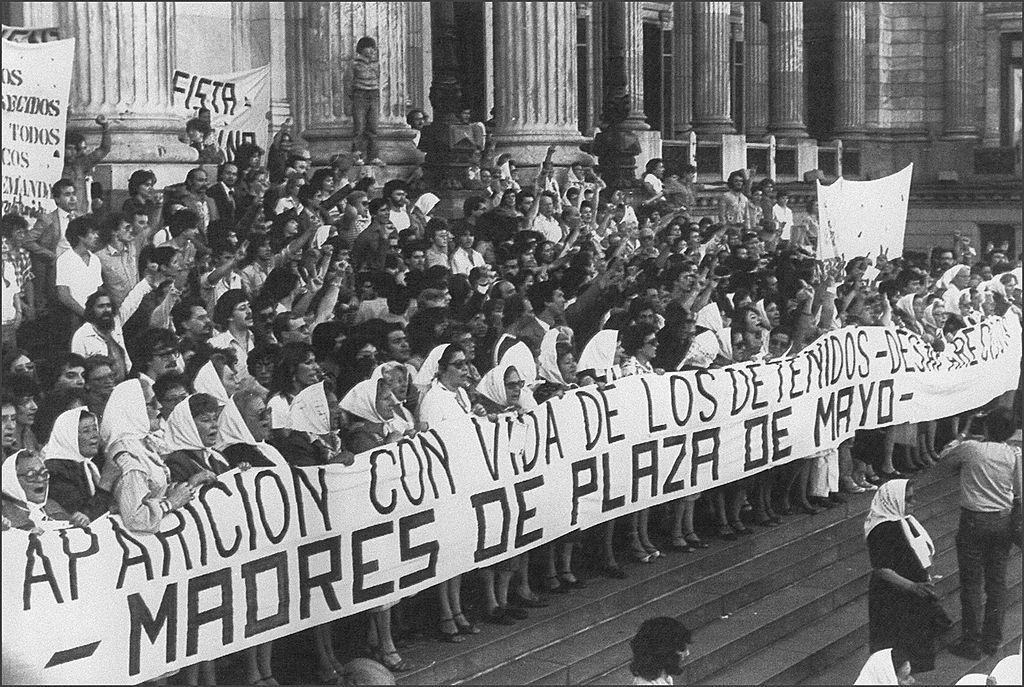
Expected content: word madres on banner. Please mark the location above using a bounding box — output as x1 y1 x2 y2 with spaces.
0 36 74 215
816 163 913 263
2 316 1020 685
171 66 270 162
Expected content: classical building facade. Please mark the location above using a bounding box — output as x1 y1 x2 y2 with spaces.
2 1 1021 254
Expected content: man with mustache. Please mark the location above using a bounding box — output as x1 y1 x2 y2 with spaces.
70 289 131 382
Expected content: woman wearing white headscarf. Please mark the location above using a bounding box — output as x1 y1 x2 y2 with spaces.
576 329 624 385
103 379 195 534
164 393 231 483
865 480 946 674
269 380 352 467
337 367 418 673
1 449 71 532
43 406 111 524
853 647 915 685
938 264 971 314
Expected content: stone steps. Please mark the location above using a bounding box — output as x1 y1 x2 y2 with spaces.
583 483 972 687
394 464 961 685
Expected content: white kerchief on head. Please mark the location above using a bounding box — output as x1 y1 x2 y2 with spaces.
1 449 54 528
499 341 537 384
414 192 440 216
864 479 934 570
217 396 257 449
43 407 100 496
413 344 449 393
491 333 519 368
340 378 386 424
896 293 916 321
477 361 519 409
538 329 566 386
165 394 229 472
753 299 769 328
680 330 722 369
577 329 618 373
854 649 898 685
100 379 151 447
194 361 229 402
288 381 331 434
937 264 968 290
695 302 724 332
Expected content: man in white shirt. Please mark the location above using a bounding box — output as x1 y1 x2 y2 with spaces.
209 289 255 379
55 216 103 319
531 192 564 244
771 189 794 241
384 179 411 233
449 225 486 275
70 290 135 382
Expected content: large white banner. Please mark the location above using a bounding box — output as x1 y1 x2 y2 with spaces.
3 316 1020 685
0 35 75 215
171 65 270 162
816 164 913 262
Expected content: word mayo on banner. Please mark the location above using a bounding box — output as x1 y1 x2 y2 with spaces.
3 317 1020 685
171 65 270 162
0 34 75 215
816 163 913 263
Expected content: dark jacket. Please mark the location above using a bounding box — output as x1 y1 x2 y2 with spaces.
46 458 113 520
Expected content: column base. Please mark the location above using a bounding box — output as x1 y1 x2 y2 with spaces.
302 125 423 167
832 128 867 141
68 117 198 164
692 120 736 135
941 129 980 141
769 125 808 138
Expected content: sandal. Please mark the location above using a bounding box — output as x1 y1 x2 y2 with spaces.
544 574 569 594
437 617 466 643
375 649 413 673
453 611 480 635
669 536 694 552
630 540 654 563
683 532 710 549
558 571 587 589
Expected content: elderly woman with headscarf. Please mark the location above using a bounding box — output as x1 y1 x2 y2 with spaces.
409 192 440 238
576 328 625 386
534 328 578 403
42 406 111 525
416 343 479 643
269 380 352 468
164 393 231 483
938 264 971 314
865 479 948 674
337 365 419 673
102 379 195 534
2 449 72 532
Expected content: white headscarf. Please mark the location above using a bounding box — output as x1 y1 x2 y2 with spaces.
414 192 440 216
100 379 151 448
193 361 257 451
538 329 567 386
936 264 969 290
288 381 331 434
896 293 917 321
2 449 58 529
340 365 414 435
477 362 522 410
753 299 770 330
577 329 619 373
164 394 230 472
680 329 723 369
491 333 520 368
413 344 449 395
695 302 725 332
864 479 935 570
853 649 899 685
42 407 101 496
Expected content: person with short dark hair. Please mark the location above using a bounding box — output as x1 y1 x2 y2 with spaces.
8 373 40 452
2 390 19 459
2 213 35 323
23 178 78 316
129 328 182 386
171 298 214 346
71 289 132 382
55 216 103 319
209 289 255 376
629 616 692 685
944 407 1022 660
352 36 382 166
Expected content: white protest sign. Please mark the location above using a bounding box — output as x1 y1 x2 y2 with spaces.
3 315 1020 684
171 65 270 162
0 35 75 215
816 163 913 262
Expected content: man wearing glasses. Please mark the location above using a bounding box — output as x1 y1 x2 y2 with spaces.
130 328 183 387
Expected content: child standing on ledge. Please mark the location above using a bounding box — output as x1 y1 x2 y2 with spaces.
352 36 383 166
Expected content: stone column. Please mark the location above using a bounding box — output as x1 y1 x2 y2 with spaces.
743 1 769 137
671 2 693 136
767 1 807 137
833 2 866 137
491 1 586 164
623 2 649 130
265 2 292 131
692 2 733 134
294 2 418 165
943 2 978 139
54 2 196 162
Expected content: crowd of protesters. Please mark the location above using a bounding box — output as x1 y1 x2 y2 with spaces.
2 105 1022 684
